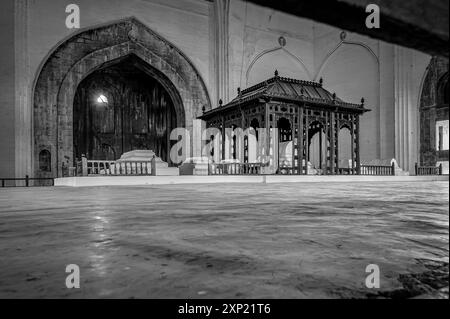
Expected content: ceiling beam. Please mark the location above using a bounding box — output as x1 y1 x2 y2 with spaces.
245 0 449 57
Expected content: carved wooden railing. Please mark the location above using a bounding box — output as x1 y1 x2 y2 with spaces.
415 163 443 175
209 162 397 176
85 160 116 175
359 163 395 176
209 163 264 175
278 165 392 175
106 161 156 176
278 166 302 175
74 156 156 176
337 167 358 175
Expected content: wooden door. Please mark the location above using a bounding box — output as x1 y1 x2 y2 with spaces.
73 66 177 164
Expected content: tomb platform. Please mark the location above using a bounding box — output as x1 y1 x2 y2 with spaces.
55 174 448 187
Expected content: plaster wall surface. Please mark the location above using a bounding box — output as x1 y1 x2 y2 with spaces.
0 0 15 177
27 0 211 90
226 0 430 173
3 0 433 176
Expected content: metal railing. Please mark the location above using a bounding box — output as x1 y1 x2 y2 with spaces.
1 175 54 187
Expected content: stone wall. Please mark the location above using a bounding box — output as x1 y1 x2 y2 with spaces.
227 0 430 172
33 18 210 177
0 0 15 178
419 56 449 167
0 0 435 176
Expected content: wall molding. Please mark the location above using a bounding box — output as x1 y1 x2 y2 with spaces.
14 0 31 178
33 17 211 177
245 45 312 85
314 36 379 81
212 0 230 104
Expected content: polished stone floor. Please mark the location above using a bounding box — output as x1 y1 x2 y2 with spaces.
0 181 448 298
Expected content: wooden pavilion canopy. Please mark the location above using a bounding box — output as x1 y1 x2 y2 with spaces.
199 71 370 175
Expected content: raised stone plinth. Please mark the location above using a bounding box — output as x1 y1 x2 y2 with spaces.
54 175 448 187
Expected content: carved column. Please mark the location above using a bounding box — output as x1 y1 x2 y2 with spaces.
210 0 230 105
356 115 361 175
221 116 226 160
329 112 335 175
298 107 304 174
15 0 31 178
335 112 339 174
351 115 355 174
394 45 426 173
305 110 309 175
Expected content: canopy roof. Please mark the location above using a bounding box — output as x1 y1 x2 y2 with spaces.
200 72 370 118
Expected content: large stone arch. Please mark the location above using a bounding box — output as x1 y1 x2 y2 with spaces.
33 17 211 177
419 57 449 167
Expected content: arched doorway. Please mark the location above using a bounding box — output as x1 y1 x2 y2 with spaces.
338 126 352 172
73 55 178 165
278 117 293 169
246 118 260 162
419 57 449 173
308 121 327 172
33 18 211 177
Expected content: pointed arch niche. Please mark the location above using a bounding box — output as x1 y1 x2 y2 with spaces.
316 41 379 161
246 46 312 86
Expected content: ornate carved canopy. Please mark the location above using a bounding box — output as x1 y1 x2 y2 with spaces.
200 72 369 120
198 72 370 175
